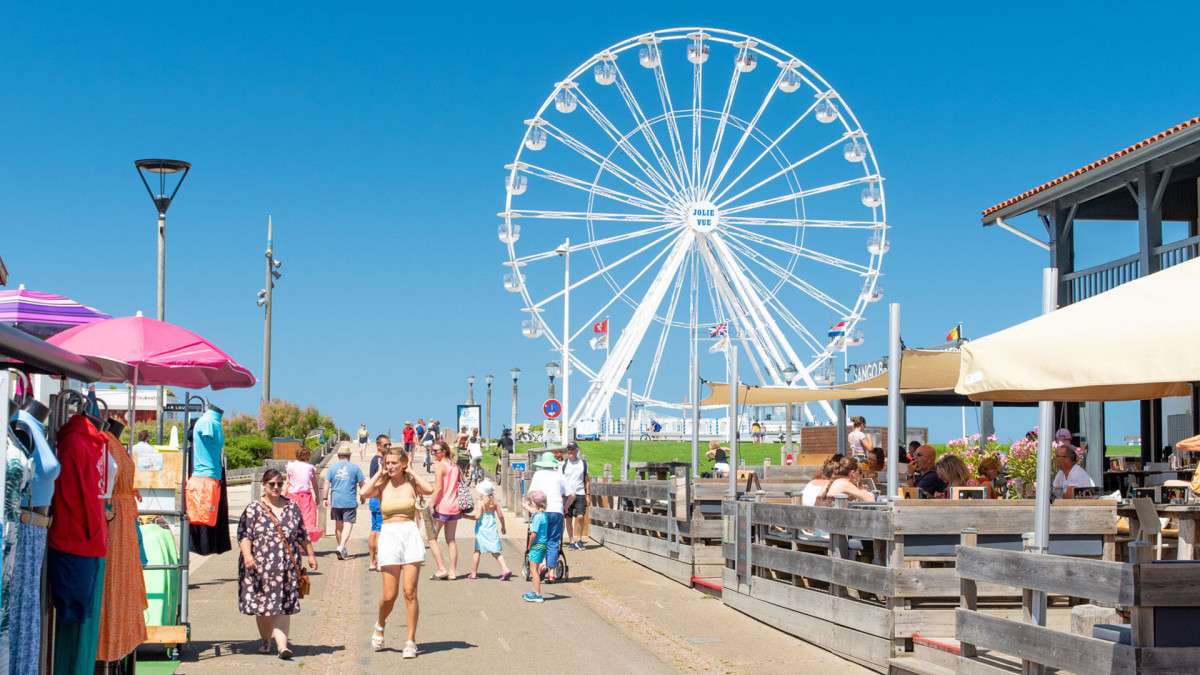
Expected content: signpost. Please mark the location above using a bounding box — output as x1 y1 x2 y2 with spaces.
163 403 204 413
457 404 482 438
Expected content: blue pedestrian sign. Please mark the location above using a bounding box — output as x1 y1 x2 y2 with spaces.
543 399 561 419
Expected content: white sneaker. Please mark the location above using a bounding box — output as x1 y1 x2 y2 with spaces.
337 546 348 560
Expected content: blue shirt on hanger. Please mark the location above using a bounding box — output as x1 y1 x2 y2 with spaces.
12 409 59 507
192 409 224 479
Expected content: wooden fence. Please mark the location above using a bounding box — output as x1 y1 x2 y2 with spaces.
720 497 1117 672
956 535 1200 674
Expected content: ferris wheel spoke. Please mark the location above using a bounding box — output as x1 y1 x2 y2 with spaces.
520 163 667 213
572 89 681 198
530 226 685 309
611 63 688 192
507 210 675 223
574 235 693 422
515 222 680 265
695 237 785 378
721 175 877 214
540 118 674 204
691 53 702 191
735 255 827 357
642 245 690 399
704 68 786 198
713 132 846 206
568 234 682 344
723 226 872 275
707 234 798 378
721 215 881 229
722 235 854 316
707 99 818 202
648 56 694 193
700 65 742 192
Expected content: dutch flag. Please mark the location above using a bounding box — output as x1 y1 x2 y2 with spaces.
828 321 846 338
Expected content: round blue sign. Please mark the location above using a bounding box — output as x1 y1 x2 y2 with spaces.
543 399 561 419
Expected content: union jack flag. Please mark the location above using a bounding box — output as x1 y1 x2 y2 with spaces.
709 321 728 338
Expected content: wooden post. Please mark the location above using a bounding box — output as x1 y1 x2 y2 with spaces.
1129 541 1155 648
1020 533 1043 675
830 494 850 597
959 528 979 658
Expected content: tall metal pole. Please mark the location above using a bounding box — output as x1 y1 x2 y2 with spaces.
562 238 571 443
486 380 492 447
691 325 700 477
1031 267 1059 627
511 377 518 438
886 303 902 498
622 377 633 482
263 217 274 402
156 210 166 443
728 345 739 498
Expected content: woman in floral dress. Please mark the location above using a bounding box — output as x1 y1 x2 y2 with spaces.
237 469 317 659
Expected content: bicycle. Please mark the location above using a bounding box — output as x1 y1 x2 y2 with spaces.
467 457 485 486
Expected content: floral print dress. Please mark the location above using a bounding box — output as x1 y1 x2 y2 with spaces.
237 499 306 616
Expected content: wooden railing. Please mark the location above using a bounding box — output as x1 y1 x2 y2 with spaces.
956 534 1200 674
1156 235 1200 270
720 498 1117 673
1063 254 1141 304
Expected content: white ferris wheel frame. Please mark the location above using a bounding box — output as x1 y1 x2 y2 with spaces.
501 27 888 427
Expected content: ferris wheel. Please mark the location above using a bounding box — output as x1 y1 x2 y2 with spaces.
499 28 888 427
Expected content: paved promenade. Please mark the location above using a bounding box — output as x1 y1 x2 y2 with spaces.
172 448 867 673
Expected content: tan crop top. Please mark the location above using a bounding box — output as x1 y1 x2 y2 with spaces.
380 483 417 520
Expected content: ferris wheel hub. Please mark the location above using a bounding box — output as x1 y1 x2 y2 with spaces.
685 201 720 234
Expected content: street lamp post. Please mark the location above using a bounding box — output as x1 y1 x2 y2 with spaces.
135 158 191 443
545 361 560 401
256 217 282 402
555 239 571 442
467 375 476 405
485 374 494 447
510 368 521 439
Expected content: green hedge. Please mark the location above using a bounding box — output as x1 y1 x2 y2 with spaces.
226 435 274 470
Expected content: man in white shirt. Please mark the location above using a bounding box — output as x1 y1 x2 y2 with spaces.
1052 446 1095 499
131 429 155 454
527 451 569 581
559 442 590 551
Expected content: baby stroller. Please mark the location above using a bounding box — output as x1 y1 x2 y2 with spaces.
521 521 569 582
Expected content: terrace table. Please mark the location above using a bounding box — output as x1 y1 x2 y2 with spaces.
1118 503 1200 560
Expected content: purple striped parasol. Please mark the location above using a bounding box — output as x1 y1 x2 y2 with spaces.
0 285 111 339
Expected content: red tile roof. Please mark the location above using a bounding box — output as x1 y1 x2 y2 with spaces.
982 115 1200 218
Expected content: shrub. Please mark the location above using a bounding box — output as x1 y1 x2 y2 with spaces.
226 435 273 470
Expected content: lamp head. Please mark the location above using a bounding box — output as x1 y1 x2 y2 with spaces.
468 375 475 386
510 367 521 381
485 374 494 386
555 242 569 257
272 259 282 269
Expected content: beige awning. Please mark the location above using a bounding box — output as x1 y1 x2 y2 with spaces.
699 349 961 406
956 257 1200 402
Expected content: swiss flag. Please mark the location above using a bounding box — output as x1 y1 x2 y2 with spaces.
593 319 608 334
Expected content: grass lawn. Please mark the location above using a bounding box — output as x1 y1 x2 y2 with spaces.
511 440 794 479
1105 445 1142 457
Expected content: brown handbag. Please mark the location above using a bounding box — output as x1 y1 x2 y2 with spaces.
261 499 310 599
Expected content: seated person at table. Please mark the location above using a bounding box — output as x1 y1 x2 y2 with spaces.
705 440 730 477
1052 446 1095 498
866 448 885 483
965 455 1002 499
816 456 876 506
798 457 838 506
934 455 971 498
908 445 947 497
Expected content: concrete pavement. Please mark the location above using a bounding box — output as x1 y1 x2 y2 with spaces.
171 448 868 673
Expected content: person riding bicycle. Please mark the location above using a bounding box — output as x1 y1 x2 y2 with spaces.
495 428 513 456
455 427 471 475
648 418 662 440
467 428 484 483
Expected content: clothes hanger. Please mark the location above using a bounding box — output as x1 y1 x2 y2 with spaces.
204 398 223 414
6 368 31 413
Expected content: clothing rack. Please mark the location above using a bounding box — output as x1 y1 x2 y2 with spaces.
135 391 205 656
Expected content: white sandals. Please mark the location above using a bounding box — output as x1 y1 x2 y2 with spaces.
371 625 385 651
402 641 418 658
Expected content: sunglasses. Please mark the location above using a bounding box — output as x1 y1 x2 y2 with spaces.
265 481 285 488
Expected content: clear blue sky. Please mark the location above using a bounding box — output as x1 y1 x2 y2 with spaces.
3 1 1198 444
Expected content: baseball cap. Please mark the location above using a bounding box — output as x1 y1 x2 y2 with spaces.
1055 428 1072 440
565 441 579 450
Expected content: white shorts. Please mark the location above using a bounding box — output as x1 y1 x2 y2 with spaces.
713 462 730 475
378 521 426 567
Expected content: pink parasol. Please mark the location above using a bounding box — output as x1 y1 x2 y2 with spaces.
46 313 256 390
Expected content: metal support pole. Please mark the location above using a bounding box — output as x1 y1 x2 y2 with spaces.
836 401 848 456
691 327 700 477
511 380 518 440
886 303 901 498
1032 267 1059 626
622 377 633 482
785 402 793 453
562 238 571 443
156 211 166 443
486 383 492 448
263 218 274 402
728 345 739 498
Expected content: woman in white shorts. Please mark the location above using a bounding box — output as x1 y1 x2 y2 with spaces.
360 447 433 658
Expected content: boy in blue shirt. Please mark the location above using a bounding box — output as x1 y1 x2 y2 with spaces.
522 490 548 603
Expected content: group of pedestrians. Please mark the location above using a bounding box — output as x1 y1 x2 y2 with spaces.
236 429 589 657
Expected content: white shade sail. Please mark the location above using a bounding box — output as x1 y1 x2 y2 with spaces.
956 257 1200 402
